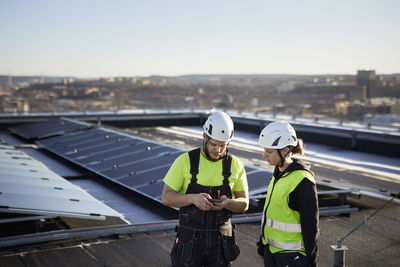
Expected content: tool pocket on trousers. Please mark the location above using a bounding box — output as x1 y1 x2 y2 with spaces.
171 238 195 266
221 234 240 262
181 239 194 265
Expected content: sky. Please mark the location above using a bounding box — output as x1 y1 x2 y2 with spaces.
0 0 399 78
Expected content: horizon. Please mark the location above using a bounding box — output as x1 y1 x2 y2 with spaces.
2 71 400 80
1 0 399 78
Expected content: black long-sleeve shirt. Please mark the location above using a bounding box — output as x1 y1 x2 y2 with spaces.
273 159 319 267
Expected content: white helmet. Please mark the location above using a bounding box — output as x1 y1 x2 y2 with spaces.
203 111 234 142
258 121 297 149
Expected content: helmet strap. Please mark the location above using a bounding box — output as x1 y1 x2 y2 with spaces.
277 149 285 167
277 147 291 168
203 136 215 161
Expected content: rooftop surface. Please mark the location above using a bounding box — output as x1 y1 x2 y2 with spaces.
0 120 399 267
0 195 399 267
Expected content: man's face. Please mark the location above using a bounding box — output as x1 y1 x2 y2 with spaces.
204 135 228 160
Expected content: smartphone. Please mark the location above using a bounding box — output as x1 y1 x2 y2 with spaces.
210 199 222 203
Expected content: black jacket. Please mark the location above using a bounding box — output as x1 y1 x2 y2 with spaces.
272 159 319 267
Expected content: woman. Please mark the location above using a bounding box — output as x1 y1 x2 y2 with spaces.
257 121 319 267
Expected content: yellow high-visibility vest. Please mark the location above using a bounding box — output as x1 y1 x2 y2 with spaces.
261 170 315 254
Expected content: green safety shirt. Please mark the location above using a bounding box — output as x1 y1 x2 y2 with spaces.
261 169 315 254
163 151 248 194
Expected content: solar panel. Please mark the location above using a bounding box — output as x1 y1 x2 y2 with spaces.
136 180 166 200
245 166 272 195
118 165 171 188
8 117 91 140
36 128 183 203
0 145 122 222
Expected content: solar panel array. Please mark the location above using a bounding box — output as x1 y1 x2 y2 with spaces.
35 126 271 203
4 115 271 207
36 128 184 202
8 117 91 140
0 144 122 222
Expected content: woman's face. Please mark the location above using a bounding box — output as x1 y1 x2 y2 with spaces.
263 148 280 166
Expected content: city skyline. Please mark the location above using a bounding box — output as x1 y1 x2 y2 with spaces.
1 0 399 78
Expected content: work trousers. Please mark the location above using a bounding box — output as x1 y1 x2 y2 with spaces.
171 228 231 267
263 245 310 267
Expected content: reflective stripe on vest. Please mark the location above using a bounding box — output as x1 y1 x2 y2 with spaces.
266 217 302 233
266 238 304 251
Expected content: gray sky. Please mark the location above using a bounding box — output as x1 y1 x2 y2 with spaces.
0 0 399 77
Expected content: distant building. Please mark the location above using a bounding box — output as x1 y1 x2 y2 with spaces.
63 78 75 84
356 70 377 103
347 103 390 120
391 103 400 115
277 83 295 93
1 98 29 113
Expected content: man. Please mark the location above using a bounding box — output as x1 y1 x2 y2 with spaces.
162 111 249 267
